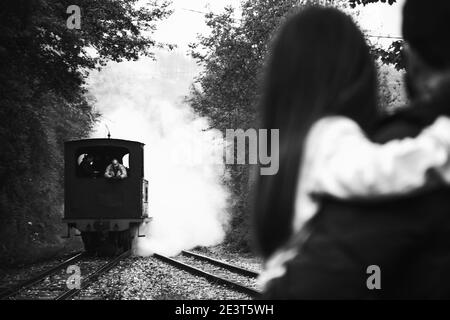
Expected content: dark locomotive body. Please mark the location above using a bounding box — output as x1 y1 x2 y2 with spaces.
64 138 150 255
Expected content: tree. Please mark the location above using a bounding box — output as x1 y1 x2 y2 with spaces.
0 0 172 265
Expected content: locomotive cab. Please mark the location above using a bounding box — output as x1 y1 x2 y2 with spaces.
64 138 150 255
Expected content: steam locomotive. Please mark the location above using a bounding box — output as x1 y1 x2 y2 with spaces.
63 138 150 255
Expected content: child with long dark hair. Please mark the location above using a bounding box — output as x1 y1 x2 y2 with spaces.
255 6 450 290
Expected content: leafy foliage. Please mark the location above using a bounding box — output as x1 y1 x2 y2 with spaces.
0 0 171 265
371 40 404 70
188 0 306 131
349 0 396 7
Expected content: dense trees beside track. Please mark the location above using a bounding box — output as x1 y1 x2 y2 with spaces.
0 0 171 265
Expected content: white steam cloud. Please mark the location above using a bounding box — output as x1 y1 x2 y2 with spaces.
87 51 230 256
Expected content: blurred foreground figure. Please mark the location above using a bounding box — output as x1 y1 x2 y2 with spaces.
255 2 450 299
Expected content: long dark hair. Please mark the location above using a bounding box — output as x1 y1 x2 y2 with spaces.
254 6 378 259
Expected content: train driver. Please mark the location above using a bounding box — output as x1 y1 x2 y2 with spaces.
104 159 128 180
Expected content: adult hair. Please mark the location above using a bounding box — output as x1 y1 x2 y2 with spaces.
254 6 378 258
403 0 450 69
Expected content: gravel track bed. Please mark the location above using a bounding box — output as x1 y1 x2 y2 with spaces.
2 249 261 300
7 257 110 300
175 254 260 290
74 256 253 300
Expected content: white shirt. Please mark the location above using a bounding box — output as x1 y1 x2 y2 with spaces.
259 115 450 287
294 115 450 232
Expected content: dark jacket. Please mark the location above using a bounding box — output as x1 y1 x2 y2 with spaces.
265 91 450 299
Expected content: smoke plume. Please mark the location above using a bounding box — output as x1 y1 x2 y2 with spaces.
88 51 230 256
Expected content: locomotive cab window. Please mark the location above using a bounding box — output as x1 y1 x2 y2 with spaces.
76 146 130 179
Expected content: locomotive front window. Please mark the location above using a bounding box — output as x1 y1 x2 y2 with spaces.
76 147 130 178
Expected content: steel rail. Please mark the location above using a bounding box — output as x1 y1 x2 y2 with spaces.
182 250 259 278
54 250 131 300
154 253 261 298
0 252 85 300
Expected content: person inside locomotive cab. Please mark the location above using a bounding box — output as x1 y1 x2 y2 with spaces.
80 154 95 176
104 159 127 179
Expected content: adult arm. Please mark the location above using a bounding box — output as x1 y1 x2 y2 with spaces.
119 165 128 179
308 116 450 199
104 165 114 178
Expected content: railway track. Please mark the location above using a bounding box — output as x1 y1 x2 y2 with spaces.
2 249 260 299
1 251 130 300
55 250 131 300
182 250 259 278
154 251 262 298
0 252 85 300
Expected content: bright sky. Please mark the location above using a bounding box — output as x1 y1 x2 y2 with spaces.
138 0 408 108
153 0 242 50
153 0 406 51
358 0 405 47
145 0 408 104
